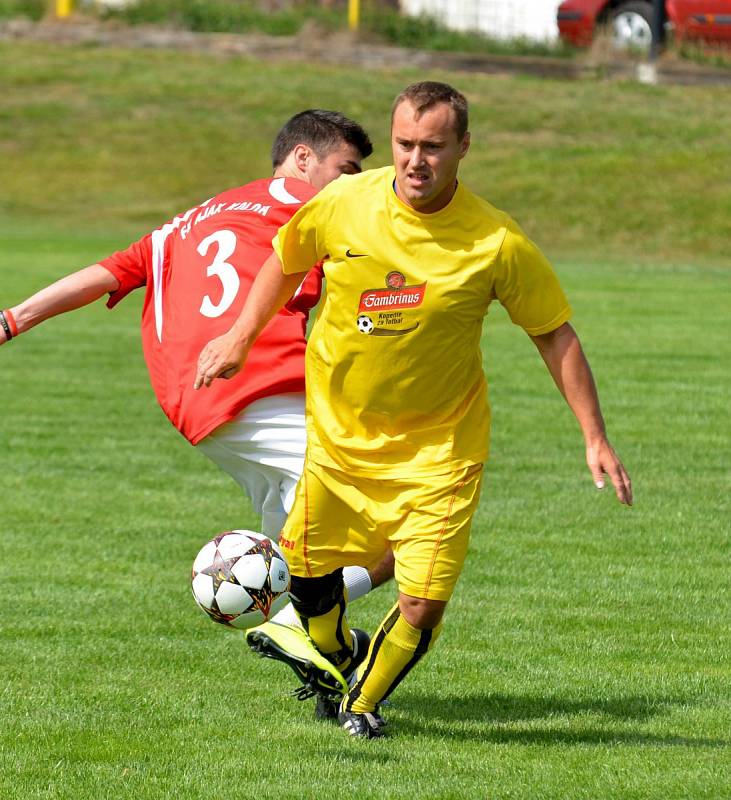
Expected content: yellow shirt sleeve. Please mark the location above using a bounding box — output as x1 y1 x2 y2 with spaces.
273 190 333 275
493 220 572 335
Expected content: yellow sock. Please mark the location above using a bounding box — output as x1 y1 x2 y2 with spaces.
298 588 354 671
345 603 442 714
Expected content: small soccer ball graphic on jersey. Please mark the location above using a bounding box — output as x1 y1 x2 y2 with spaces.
357 314 374 334
191 530 291 630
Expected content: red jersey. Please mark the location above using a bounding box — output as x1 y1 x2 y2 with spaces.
100 177 322 444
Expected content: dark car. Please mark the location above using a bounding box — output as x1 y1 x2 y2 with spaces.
557 0 731 50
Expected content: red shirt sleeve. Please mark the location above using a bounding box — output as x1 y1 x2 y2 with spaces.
100 233 152 309
286 262 323 318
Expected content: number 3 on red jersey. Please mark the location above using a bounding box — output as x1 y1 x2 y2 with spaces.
198 229 240 318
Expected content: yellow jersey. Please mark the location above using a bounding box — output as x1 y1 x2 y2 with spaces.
273 166 571 478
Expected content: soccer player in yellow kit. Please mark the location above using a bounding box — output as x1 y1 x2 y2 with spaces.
195 81 633 739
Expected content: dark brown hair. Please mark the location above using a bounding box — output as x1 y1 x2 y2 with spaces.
271 110 373 168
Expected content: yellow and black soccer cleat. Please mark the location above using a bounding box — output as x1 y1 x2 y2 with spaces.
246 621 348 699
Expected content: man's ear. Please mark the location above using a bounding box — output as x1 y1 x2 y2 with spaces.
292 143 312 172
459 132 471 160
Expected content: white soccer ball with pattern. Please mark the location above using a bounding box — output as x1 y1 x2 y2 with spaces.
191 530 291 630
357 314 374 334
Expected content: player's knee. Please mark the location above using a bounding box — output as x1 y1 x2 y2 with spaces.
399 594 447 629
290 569 344 617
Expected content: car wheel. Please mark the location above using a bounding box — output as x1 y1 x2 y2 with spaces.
610 1 654 51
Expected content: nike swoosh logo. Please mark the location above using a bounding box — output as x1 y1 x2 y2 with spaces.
345 249 368 258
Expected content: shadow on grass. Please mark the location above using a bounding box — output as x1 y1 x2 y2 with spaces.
391 690 728 748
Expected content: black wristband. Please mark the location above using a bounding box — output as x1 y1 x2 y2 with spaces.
0 310 12 342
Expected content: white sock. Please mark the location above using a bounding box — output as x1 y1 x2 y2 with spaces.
269 566 372 627
343 565 372 603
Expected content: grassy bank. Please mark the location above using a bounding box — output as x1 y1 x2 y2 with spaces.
2 42 730 265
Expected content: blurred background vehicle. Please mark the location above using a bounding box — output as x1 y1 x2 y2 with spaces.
557 0 731 50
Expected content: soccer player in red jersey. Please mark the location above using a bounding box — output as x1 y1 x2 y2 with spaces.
0 110 392 707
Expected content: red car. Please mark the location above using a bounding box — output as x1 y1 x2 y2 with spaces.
557 0 731 49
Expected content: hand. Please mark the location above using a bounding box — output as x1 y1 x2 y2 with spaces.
194 331 249 389
586 438 633 506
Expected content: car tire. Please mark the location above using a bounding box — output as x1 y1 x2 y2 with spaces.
610 1 654 51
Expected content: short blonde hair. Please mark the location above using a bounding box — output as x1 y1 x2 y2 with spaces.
391 81 469 139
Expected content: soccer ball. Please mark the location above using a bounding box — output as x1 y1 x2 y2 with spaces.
357 314 374 334
191 530 291 630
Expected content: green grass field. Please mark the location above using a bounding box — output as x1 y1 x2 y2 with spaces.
1 42 729 799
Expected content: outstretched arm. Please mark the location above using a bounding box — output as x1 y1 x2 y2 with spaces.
0 264 120 345
530 321 632 505
194 251 308 389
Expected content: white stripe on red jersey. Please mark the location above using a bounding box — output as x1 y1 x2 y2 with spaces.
100 177 322 444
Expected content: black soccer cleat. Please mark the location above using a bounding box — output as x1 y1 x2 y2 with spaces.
337 702 387 739
315 694 339 721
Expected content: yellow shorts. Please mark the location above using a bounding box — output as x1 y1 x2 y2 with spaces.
279 459 484 602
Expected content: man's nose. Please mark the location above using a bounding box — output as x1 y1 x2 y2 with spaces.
408 146 425 167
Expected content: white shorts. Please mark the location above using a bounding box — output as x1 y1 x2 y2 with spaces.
195 393 306 538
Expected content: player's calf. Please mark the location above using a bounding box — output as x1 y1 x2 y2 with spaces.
314 627 370 721
289 570 358 673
